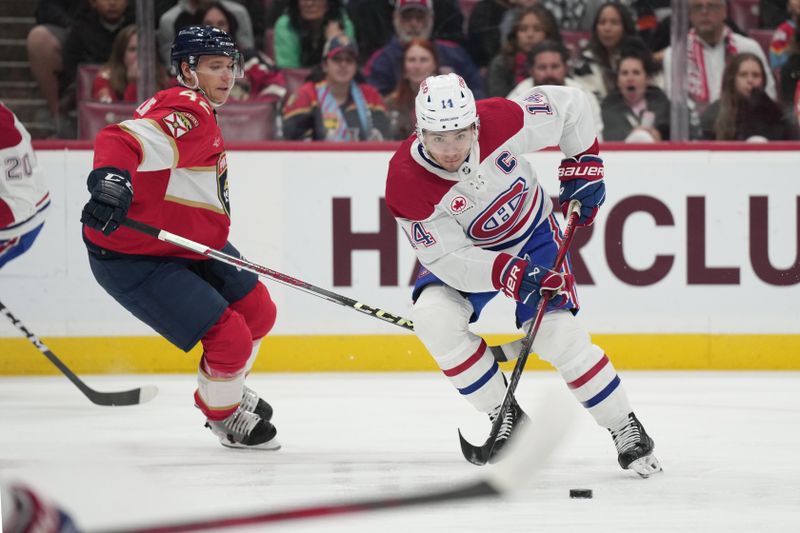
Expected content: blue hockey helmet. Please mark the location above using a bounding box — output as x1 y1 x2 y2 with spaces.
170 25 244 79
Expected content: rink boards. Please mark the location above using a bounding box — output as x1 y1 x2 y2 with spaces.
1 142 798 373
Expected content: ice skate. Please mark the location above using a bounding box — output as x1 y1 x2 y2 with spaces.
487 398 529 463
241 384 273 421
609 412 662 478
205 404 280 450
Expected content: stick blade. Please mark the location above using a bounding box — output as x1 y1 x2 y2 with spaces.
87 385 159 407
484 386 576 495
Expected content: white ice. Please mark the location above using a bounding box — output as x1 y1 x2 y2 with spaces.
1 371 799 532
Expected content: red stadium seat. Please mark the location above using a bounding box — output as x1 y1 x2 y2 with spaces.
78 101 136 139
562 31 591 60
79 101 276 141
282 67 312 94
77 63 103 102
748 29 773 60
729 0 760 31
217 102 276 141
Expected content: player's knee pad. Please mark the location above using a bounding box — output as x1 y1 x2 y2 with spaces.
412 285 474 356
230 282 276 340
530 310 593 371
200 307 253 376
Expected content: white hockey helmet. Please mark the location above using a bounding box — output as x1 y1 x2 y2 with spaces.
415 73 478 136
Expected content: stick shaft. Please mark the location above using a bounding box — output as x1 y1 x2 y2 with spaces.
0 300 155 406
122 218 415 331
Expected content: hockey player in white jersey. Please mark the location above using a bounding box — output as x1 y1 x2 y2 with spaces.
385 73 662 477
0 102 49 270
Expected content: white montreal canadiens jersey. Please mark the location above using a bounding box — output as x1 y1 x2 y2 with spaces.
386 85 596 294
0 103 49 240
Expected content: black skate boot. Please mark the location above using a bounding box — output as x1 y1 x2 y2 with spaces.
241 385 273 421
487 397 529 463
609 412 662 477
205 404 280 450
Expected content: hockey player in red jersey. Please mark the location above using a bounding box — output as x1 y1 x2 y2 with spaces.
80 26 279 450
385 73 662 476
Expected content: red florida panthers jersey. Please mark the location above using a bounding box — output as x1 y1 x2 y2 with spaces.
83 86 231 258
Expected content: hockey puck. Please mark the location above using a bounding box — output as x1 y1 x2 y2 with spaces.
569 489 593 499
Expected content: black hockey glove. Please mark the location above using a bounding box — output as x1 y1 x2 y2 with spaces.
80 167 133 236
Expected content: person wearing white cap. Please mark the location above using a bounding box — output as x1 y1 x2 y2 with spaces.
364 0 485 98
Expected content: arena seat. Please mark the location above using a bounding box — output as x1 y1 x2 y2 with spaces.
77 64 103 102
282 68 312 94
729 0 760 31
79 101 276 141
217 102 276 141
78 101 137 139
562 31 591 60
748 29 774 60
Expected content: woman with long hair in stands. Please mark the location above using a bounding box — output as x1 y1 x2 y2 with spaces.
486 4 561 98
274 0 355 68
385 38 439 140
92 25 140 103
573 2 639 100
701 52 799 141
200 2 287 102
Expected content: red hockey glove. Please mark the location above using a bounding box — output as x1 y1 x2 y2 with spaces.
493 254 574 308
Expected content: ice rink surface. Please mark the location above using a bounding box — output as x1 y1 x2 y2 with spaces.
1 371 799 532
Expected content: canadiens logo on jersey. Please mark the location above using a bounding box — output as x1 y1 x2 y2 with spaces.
467 177 531 243
449 195 472 215
162 112 195 138
216 152 230 216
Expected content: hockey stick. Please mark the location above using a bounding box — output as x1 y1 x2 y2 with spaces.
0 300 158 407
103 387 575 533
121 218 416 331
459 200 582 465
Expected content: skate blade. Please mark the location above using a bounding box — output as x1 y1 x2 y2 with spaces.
220 437 282 451
629 454 663 478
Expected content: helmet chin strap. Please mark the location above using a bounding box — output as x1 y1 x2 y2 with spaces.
178 69 226 108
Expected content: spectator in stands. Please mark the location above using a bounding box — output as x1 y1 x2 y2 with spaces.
200 2 287 102
507 40 604 137
487 4 561 97
780 22 800 122
541 0 603 31
761 0 791 28
769 0 799 69
700 52 799 140
385 38 440 139
601 45 670 142
466 0 513 69
60 0 136 135
273 0 355 69
365 0 484 98
157 1 255 66
573 2 639 100
282 35 391 140
26 0 84 121
662 0 777 127
92 25 140 103
348 0 466 62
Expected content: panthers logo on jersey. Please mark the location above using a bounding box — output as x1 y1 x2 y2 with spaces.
216 152 230 216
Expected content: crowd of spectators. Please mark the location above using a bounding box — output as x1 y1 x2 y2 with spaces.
24 0 800 141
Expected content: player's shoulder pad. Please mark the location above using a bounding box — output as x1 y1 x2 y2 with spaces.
386 137 452 221
476 97 525 161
